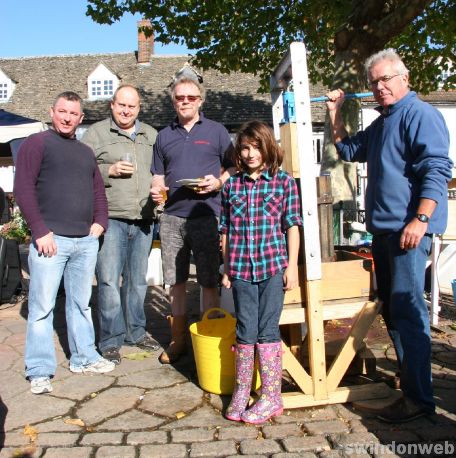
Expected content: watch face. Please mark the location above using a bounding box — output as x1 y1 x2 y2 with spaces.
417 214 429 223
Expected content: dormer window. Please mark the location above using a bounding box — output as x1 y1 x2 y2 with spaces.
0 69 15 103
88 64 119 100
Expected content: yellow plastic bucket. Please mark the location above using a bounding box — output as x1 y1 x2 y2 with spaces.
189 307 261 395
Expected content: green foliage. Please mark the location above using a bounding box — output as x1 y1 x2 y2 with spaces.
0 209 31 244
86 0 455 93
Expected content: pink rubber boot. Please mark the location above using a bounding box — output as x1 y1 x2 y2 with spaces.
225 344 255 421
241 342 283 424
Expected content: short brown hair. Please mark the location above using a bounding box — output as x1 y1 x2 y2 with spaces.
233 120 283 176
54 91 83 109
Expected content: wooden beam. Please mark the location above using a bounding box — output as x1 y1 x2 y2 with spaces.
282 342 313 394
282 382 393 409
326 301 381 391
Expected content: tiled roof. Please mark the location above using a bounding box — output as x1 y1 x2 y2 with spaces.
1 53 452 131
0 52 331 130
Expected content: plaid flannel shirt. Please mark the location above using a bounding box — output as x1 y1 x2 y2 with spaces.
219 168 302 282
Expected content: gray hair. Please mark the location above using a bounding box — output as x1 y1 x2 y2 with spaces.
170 76 206 102
365 48 409 78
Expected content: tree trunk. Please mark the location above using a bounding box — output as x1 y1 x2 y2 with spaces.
320 50 365 210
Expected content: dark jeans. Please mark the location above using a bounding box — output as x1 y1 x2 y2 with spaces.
372 232 434 412
232 273 284 345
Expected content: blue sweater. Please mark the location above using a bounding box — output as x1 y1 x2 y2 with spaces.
337 91 453 235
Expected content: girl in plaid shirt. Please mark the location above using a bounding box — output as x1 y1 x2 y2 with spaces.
219 120 302 424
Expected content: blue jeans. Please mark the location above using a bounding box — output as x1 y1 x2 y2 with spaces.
231 273 284 345
372 232 434 412
25 235 100 379
96 218 153 352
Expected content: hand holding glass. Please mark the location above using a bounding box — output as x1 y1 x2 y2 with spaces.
159 187 168 203
120 153 133 164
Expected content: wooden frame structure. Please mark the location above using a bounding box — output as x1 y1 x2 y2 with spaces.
271 42 391 408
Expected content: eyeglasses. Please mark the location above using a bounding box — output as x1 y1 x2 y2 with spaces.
369 74 401 87
174 95 201 102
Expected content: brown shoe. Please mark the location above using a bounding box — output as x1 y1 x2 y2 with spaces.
159 315 187 364
377 396 431 423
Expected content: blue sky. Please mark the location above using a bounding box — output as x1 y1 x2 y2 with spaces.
0 1 189 58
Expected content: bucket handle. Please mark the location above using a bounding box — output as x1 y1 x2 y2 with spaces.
201 307 236 323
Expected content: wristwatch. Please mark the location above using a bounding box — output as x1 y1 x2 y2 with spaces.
416 213 430 223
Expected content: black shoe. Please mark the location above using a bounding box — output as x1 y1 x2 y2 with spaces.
134 334 160 352
102 348 121 365
377 397 430 423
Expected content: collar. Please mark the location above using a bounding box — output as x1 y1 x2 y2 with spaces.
110 118 141 136
240 167 273 183
171 112 205 130
375 91 415 116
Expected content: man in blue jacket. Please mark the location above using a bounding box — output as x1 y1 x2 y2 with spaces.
326 49 452 423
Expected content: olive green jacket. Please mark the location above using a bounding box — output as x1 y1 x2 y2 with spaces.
82 118 157 221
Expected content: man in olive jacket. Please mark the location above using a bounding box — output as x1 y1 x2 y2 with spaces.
82 84 159 365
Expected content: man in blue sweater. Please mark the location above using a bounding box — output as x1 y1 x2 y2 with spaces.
14 91 115 394
326 49 452 423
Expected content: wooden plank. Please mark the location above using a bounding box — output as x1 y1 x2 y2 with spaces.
317 175 334 262
280 123 300 178
326 301 381 392
305 280 328 400
284 251 373 305
280 300 367 325
282 382 393 409
282 342 313 394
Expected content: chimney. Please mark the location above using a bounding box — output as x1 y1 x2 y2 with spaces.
137 19 154 64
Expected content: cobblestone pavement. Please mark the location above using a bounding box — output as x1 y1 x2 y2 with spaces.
1 276 455 458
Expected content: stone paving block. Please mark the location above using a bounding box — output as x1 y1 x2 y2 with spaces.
3 393 75 431
79 432 123 445
161 405 232 430
140 382 203 417
0 370 28 399
0 446 43 458
42 446 93 457
374 429 420 444
190 440 238 457
127 430 168 445
329 432 379 453
76 387 143 425
275 406 338 424
50 374 114 401
218 425 259 441
415 426 456 441
117 366 188 389
97 409 165 430
140 443 188 458
2 431 32 447
32 417 85 433
35 432 79 447
348 419 369 433
262 423 303 439
239 438 282 455
303 419 350 436
272 453 317 458
171 427 215 443
319 451 344 458
282 436 330 453
95 445 136 457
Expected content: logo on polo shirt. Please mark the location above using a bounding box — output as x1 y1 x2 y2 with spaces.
194 140 210 145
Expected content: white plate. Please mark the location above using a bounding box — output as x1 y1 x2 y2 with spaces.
176 178 204 187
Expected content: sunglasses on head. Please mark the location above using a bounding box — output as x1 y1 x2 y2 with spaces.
174 95 201 102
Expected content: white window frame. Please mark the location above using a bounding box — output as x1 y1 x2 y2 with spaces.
0 70 15 103
87 64 119 100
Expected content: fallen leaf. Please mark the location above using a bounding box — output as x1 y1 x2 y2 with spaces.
23 424 38 442
90 393 97 398
123 351 152 360
12 446 36 457
64 418 85 427
175 411 186 419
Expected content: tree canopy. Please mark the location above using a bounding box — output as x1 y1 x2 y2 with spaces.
86 0 455 204
86 0 455 93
